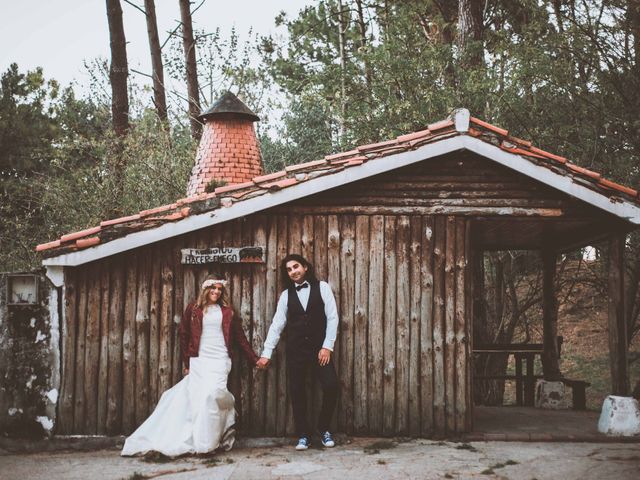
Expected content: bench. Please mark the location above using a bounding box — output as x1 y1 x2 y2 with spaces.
473 338 590 410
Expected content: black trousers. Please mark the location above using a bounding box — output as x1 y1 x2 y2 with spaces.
287 352 339 437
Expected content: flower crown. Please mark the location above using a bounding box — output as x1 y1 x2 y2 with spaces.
201 279 227 290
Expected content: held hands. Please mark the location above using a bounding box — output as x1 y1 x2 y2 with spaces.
318 348 331 366
256 357 270 370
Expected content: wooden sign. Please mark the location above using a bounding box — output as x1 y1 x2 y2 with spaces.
181 246 265 264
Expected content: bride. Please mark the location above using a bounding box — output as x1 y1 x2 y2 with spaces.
122 276 259 456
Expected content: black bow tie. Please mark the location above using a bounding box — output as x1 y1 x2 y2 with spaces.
295 283 309 291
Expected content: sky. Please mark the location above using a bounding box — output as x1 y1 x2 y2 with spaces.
0 0 311 90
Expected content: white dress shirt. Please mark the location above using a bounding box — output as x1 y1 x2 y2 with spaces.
261 280 339 359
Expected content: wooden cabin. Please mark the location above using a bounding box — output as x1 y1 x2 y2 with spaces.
38 95 640 438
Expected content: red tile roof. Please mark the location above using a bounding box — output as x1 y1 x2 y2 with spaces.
37 112 640 257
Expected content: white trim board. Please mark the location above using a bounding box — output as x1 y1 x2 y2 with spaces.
43 135 640 267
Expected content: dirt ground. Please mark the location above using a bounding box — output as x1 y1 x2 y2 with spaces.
1 437 639 480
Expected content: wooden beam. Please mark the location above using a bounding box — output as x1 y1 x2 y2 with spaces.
608 233 629 395
542 249 561 380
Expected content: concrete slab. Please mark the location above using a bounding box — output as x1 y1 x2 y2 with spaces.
1 438 639 480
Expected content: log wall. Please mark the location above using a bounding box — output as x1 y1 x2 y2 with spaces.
58 213 472 437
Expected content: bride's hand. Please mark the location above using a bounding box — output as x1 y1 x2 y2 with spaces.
183 367 189 376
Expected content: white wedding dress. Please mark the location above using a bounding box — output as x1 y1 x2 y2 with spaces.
122 304 236 456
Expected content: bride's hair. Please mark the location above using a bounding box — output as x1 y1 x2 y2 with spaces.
196 274 231 309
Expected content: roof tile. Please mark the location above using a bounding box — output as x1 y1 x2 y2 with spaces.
214 181 255 194
100 214 141 227
427 119 455 132
76 237 100 249
325 149 359 162
252 171 288 184
357 138 398 153
139 203 178 217
36 240 61 252
529 146 567 164
470 117 508 136
60 226 101 243
397 129 432 143
566 163 601 180
264 177 299 190
599 178 638 197
285 159 328 172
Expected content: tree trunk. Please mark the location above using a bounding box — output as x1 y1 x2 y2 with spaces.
143 0 168 123
105 0 129 136
179 0 201 139
457 0 484 67
542 250 562 380
355 0 371 89
337 0 348 144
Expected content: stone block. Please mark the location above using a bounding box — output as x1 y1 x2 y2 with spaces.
597 395 640 437
535 379 567 409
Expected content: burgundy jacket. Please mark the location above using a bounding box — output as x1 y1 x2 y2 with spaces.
179 303 258 369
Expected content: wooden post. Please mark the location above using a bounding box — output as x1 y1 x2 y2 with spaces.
608 232 629 396
420 216 434 436
396 215 411 434
542 249 561 380
122 255 138 433
339 215 356 435
408 215 422 436
368 215 384 433
432 216 446 437
354 215 370 433
382 216 397 435
58 269 77 434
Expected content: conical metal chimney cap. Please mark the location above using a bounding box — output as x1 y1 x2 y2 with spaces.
199 91 260 122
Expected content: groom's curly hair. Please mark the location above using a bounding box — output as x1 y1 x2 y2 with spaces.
280 254 318 288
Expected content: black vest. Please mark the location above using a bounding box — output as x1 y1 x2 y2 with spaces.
286 281 326 358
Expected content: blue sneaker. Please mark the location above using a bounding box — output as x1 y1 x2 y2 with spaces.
320 431 335 448
295 436 310 450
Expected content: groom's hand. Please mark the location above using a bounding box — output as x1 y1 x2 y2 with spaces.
318 348 331 366
256 357 270 370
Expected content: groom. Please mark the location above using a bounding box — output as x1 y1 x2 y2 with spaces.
256 254 339 450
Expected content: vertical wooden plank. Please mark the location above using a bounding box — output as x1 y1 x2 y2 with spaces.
73 268 88 433
300 214 316 428
58 268 77 434
432 216 446 437
122 254 138 434
172 241 185 387
339 215 355 434
276 215 289 436
148 247 161 411
408 216 422 436
454 217 467 432
444 216 456 432
354 215 369 433
444 216 456 434
83 264 101 434
608 232 629 395
251 215 267 435
285 214 302 435
264 216 278 435
382 216 397 436
228 221 243 419
327 215 340 433
97 266 110 434
396 215 411 435
312 216 327 428
106 261 125 434
134 251 151 427
465 219 474 431
367 215 384 434
158 251 173 398
420 216 435 436
240 218 254 433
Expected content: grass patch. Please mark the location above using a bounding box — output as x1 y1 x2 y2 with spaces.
364 440 396 454
204 457 221 466
377 459 387 465
444 474 454 479
482 460 519 474
142 451 173 463
455 443 478 452
126 473 149 480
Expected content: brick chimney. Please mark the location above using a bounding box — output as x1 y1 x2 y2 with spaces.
186 91 263 196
